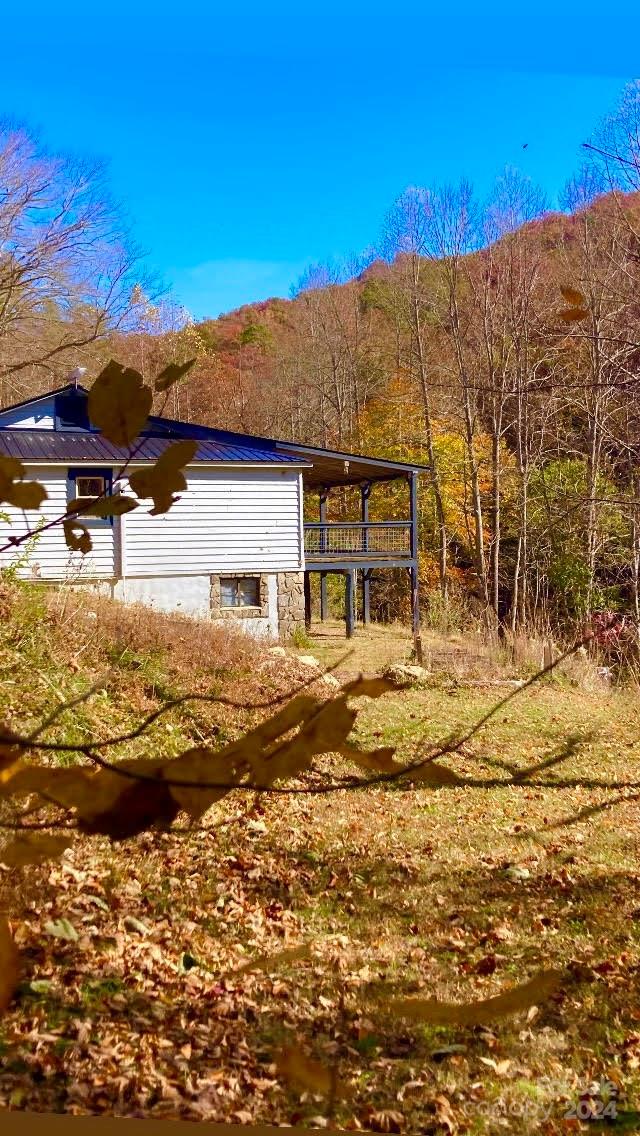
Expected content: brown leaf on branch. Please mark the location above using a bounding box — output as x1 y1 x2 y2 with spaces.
224 942 312 981
163 690 361 817
0 731 24 784
0 679 398 835
67 495 138 519
0 764 96 809
275 1046 349 1099
0 917 20 1015
87 361 152 446
339 744 400 774
559 307 590 323
129 440 198 515
161 745 248 820
0 831 72 867
560 285 587 307
1 758 169 835
388 968 563 1024
0 455 47 510
63 520 92 555
342 676 400 699
78 777 180 840
404 760 463 786
154 358 197 392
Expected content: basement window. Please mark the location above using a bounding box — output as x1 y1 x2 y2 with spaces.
220 576 260 609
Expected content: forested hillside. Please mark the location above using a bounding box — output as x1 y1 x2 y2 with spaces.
5 84 640 632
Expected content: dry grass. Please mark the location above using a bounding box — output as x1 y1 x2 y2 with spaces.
303 619 610 692
45 584 260 681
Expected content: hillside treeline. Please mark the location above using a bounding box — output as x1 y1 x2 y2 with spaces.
4 85 640 632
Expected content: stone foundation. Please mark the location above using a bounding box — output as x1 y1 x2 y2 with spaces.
277 571 305 638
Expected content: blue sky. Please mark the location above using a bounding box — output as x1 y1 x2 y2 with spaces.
0 2 638 320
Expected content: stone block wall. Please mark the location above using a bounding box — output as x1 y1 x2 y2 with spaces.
276 571 305 638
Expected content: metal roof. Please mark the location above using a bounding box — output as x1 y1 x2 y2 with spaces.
146 415 430 486
0 429 309 467
0 382 430 485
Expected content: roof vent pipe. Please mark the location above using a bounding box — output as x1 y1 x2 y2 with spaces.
68 366 87 389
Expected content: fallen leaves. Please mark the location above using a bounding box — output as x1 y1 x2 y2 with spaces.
1 617 640 1128
44 917 79 942
362 1108 405 1132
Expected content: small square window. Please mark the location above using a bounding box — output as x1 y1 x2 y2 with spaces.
220 577 260 608
67 467 113 526
75 476 106 507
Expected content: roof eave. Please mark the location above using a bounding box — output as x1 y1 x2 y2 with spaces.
0 383 90 416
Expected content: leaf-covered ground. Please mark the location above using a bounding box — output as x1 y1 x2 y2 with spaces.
1 588 640 1132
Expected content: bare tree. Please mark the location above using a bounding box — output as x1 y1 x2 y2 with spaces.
382 187 450 598
474 169 548 625
0 121 149 404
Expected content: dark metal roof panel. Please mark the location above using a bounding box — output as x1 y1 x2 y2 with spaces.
0 429 309 466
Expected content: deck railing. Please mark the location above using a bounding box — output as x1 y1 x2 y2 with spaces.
304 521 412 558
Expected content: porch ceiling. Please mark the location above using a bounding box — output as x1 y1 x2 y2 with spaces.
274 441 430 489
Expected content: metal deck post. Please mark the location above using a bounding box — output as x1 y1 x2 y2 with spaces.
303 571 312 632
409 471 423 662
319 488 328 621
361 481 371 625
345 570 356 638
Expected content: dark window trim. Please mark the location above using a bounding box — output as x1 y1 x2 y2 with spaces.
67 467 114 528
54 391 91 432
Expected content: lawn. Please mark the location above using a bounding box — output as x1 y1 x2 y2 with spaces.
1 592 640 1132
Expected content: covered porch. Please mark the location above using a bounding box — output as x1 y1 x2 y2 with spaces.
273 438 428 657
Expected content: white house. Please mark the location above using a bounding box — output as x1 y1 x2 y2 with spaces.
0 381 426 642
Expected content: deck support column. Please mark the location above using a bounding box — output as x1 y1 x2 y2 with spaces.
345 570 356 639
361 481 371 625
319 489 328 621
303 571 312 632
409 470 423 663
362 570 371 626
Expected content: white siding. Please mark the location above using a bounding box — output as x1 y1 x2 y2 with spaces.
122 467 303 575
114 574 212 617
0 467 115 580
0 396 56 429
